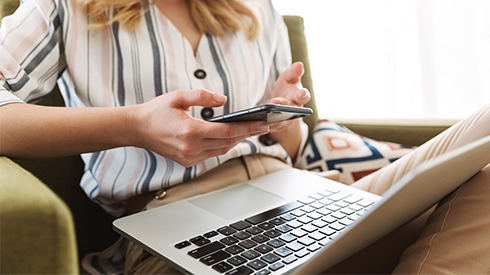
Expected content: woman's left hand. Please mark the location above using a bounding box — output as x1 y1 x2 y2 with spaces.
269 61 310 133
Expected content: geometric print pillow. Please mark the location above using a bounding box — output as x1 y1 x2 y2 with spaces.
298 120 415 185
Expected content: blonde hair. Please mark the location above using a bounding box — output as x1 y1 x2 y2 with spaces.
80 0 261 40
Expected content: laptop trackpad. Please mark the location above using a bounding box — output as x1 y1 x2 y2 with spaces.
188 184 284 220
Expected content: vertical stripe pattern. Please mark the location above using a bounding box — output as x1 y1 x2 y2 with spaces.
0 0 299 216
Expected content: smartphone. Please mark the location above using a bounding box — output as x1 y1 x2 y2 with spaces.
205 104 313 124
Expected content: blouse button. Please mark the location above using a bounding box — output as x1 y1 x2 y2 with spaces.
194 69 207 79
201 108 214 119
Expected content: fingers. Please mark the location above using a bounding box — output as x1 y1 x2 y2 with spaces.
201 120 270 139
270 88 310 107
170 89 227 109
282 62 304 84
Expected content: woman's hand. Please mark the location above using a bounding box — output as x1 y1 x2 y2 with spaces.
131 89 270 167
266 62 311 160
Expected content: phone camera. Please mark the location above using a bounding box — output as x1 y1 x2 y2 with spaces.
201 108 214 119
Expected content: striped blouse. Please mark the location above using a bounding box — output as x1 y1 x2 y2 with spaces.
0 0 307 216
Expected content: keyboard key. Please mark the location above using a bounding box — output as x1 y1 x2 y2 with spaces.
274 247 293 258
311 220 328 228
319 227 336 236
321 215 337 224
307 243 322 252
279 233 296 243
256 269 271 275
291 209 305 217
297 216 313 224
344 194 363 204
290 228 308 238
255 244 274 254
297 236 315 246
226 265 254 275
301 224 317 233
221 236 239 245
261 253 280 264
316 208 332 216
269 217 285 225
331 211 346 219
218 226 238 236
251 234 270 244
275 224 293 233
190 236 211 246
264 229 282 238
200 250 231 266
282 255 297 264
227 255 247 266
188 242 225 258
300 205 315 213
258 222 274 230
238 239 258 249
241 250 261 260
328 191 351 201
339 217 354 226
310 202 324 209
318 198 333 205
269 262 285 271
298 196 315 204
340 208 355 215
318 237 332 246
326 205 341 212
286 241 304 252
245 201 302 225
329 222 346 231
174 241 191 249
335 201 349 208
267 239 285 248
309 193 324 200
247 259 267 270
286 220 302 229
309 232 326 241
233 231 252 240
204 231 219 238
246 227 264 235
349 204 364 211
280 213 296 221
212 261 234 273
225 245 245 255
307 212 323 220
295 249 310 258
357 198 376 207
230 221 252 231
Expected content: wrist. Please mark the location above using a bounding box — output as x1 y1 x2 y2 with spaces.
121 104 146 148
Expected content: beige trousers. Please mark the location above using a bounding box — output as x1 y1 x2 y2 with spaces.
126 105 490 274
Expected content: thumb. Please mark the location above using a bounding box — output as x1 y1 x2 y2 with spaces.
171 89 227 109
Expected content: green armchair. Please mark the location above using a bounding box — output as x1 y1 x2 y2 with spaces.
0 1 456 274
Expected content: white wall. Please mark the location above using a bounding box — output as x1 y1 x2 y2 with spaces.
272 0 490 120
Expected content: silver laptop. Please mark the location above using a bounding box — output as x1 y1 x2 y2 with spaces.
113 135 490 275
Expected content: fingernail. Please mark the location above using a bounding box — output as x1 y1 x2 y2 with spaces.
258 122 269 132
213 94 227 104
300 89 308 98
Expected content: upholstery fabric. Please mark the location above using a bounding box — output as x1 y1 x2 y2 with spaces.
0 157 78 274
299 120 415 184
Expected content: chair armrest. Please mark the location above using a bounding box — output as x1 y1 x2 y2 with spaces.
0 157 78 274
336 119 460 146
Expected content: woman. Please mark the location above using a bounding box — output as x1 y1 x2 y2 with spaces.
1 0 490 274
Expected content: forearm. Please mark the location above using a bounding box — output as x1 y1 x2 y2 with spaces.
0 103 136 158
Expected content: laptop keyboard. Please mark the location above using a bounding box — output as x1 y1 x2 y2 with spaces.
174 186 376 275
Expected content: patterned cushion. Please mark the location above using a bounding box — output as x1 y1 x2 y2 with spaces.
298 120 415 185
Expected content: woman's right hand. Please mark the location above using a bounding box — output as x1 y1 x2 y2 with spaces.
130 89 270 167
